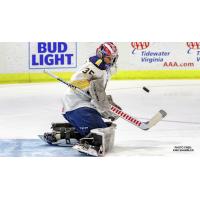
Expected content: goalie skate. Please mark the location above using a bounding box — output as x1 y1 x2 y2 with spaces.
38 122 80 147
73 143 102 157
38 135 78 147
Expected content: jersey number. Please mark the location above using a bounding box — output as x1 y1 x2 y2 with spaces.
82 68 94 75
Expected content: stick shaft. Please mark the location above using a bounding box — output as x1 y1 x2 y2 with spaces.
44 70 166 130
44 70 91 98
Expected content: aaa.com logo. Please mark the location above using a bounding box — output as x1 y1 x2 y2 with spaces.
131 42 150 54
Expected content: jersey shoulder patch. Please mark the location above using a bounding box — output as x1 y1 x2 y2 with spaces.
95 59 102 66
89 56 106 70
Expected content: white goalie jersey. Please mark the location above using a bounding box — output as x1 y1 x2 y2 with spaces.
62 58 111 114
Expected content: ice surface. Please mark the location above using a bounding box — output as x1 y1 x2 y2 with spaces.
0 80 200 156
0 139 85 157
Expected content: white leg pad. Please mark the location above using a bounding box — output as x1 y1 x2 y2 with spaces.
90 123 117 156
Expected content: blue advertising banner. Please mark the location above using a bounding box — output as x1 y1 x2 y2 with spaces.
29 42 77 69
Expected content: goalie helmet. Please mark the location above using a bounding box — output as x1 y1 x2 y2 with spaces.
96 42 119 66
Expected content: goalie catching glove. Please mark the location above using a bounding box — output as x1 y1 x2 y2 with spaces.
89 79 122 121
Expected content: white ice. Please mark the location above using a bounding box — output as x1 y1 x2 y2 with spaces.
0 80 200 156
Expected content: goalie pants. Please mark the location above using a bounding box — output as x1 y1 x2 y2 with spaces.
63 107 107 137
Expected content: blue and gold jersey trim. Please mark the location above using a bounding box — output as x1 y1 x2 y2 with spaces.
89 56 107 70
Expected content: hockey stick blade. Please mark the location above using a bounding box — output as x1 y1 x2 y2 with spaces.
144 110 167 130
110 106 167 130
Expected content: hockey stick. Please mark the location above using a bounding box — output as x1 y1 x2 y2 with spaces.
44 70 167 130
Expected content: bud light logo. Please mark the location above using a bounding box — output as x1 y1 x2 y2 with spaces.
29 42 77 69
